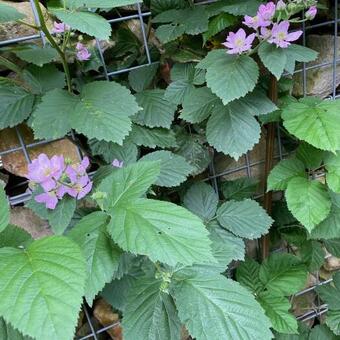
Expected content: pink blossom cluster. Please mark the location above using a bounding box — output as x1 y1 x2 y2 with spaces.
52 21 70 34
223 1 317 55
27 154 92 209
76 42 91 61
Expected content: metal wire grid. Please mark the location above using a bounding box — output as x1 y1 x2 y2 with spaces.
0 0 338 338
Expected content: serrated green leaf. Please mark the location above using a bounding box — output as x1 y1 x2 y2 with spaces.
284 44 318 75
151 0 187 15
172 272 272 340
217 199 273 239
258 292 298 334
183 182 218 222
206 0 261 17
155 24 185 43
0 184 9 232
0 236 86 340
0 317 32 340
203 12 238 43
0 3 25 22
170 63 205 85
122 277 181 340
299 240 325 271
325 311 340 336
164 80 195 105
259 253 307 295
108 198 214 266
89 139 138 164
197 50 259 105
68 211 122 305
286 177 331 232
222 177 259 201
268 158 306 191
236 257 264 294
0 78 34 129
51 9 111 40
129 124 177 149
180 86 221 123
308 324 339 340
325 152 340 193
282 97 340 152
206 102 261 159
0 224 33 248
140 151 194 187
259 42 288 80
23 64 65 94
26 193 76 235
128 63 158 92
31 88 77 139
134 89 177 128
296 142 324 169
14 46 58 67
72 81 139 143
66 0 142 8
310 205 340 239
95 161 161 210
324 239 340 257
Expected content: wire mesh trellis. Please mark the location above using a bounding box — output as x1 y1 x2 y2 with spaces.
0 0 339 338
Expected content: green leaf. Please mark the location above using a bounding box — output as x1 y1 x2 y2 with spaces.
203 13 238 44
0 317 32 340
14 46 58 67
296 142 324 169
310 205 340 239
0 78 34 129
258 292 298 334
155 24 185 43
0 236 86 340
258 42 288 80
72 81 139 143
236 257 264 294
140 151 194 187
325 311 340 336
172 272 272 340
128 64 158 92
68 211 122 305
108 198 214 266
66 0 142 8
183 182 218 222
26 194 76 235
284 44 318 75
0 224 33 248
206 102 261 159
197 50 259 105
180 86 221 123
23 64 65 94
324 239 340 257
259 253 307 295
268 158 306 191
134 89 177 128
299 240 325 271
129 124 177 149
0 184 9 232
222 177 259 201
286 177 331 232
325 152 340 193
217 199 273 239
89 139 138 165
0 3 25 22
96 161 161 210
206 0 261 17
122 277 181 340
51 9 111 40
282 97 340 152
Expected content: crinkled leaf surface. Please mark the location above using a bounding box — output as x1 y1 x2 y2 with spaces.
325 152 340 193
222 177 258 201
217 199 273 239
0 184 9 232
14 46 58 67
0 236 86 340
197 50 259 105
68 211 122 305
236 257 263 294
0 317 32 340
0 224 33 248
310 205 340 240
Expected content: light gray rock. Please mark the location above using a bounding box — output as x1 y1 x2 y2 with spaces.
293 34 340 98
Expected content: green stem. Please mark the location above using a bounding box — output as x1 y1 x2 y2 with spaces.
32 0 72 92
0 56 22 74
17 20 40 30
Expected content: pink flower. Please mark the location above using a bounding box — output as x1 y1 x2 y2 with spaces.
260 27 271 39
268 21 302 48
27 154 65 191
76 42 91 61
35 191 58 210
276 0 286 10
112 159 124 168
243 15 263 29
222 28 256 54
258 2 276 23
52 22 70 34
306 6 317 20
